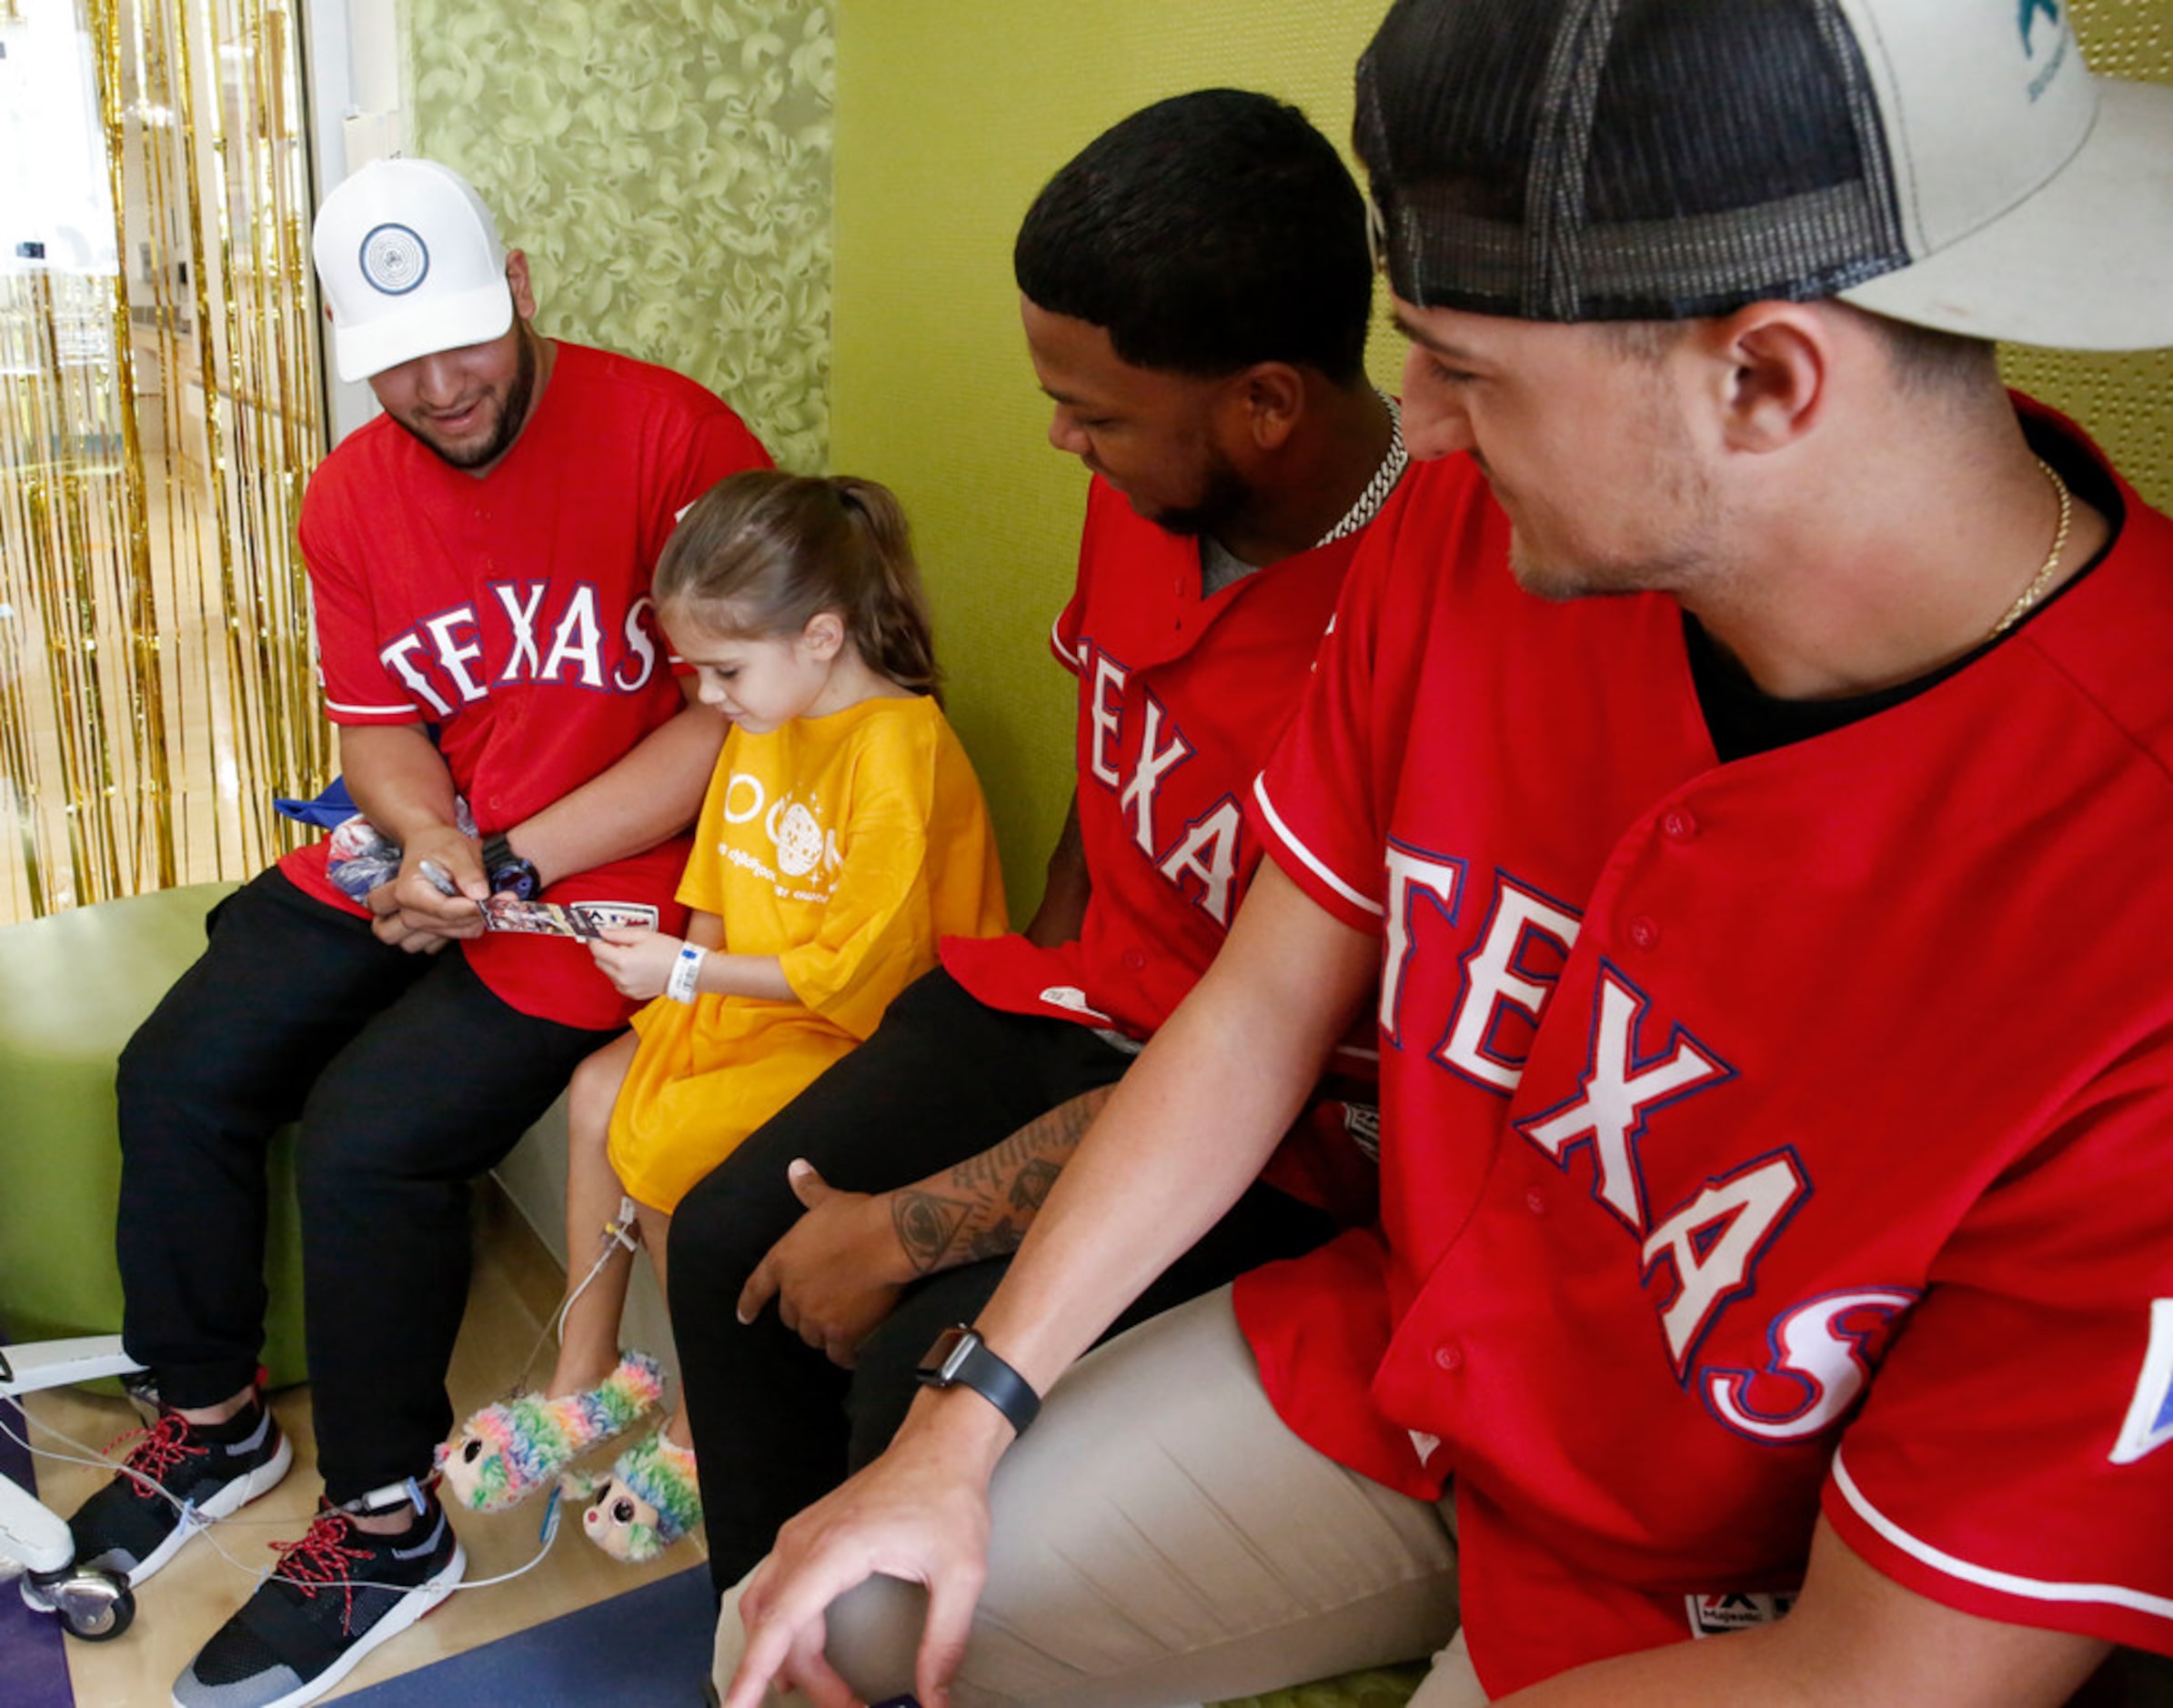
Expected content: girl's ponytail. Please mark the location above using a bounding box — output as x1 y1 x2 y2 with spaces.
831 478 940 701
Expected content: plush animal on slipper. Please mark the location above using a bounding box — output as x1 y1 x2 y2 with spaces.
438 1349 663 1513
568 1429 700 1562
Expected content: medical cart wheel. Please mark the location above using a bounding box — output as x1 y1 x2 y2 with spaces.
21 1564 135 1641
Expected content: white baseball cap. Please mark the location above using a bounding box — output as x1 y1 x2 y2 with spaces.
312 158 516 382
1830 0 2173 350
1357 0 2173 351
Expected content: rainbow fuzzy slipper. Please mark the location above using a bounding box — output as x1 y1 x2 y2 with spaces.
576 1428 700 1562
438 1349 663 1514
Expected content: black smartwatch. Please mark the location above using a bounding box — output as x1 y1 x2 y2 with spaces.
480 832 540 900
915 1324 1041 1436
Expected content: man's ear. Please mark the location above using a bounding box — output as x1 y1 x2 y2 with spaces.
506 250 538 322
800 610 847 662
1225 361 1307 454
1705 302 1829 454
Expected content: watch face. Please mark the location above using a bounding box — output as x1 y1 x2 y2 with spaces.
919 1325 973 1382
489 858 539 900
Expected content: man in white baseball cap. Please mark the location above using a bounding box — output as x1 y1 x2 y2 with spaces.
313 156 519 384
50 156 771 1708
307 156 550 474
719 4 2173 1706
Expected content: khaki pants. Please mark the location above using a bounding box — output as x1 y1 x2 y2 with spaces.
715 1288 1484 1708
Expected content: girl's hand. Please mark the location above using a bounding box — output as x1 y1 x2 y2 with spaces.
589 929 682 1000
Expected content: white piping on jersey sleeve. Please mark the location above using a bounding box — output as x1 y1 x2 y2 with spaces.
1251 773 1383 919
1831 1449 2173 1623
1050 614 1079 670
323 696 422 718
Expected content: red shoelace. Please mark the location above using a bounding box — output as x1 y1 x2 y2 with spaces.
106 1412 206 1499
268 1508 374 1633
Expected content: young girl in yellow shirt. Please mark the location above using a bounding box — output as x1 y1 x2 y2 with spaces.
440 471 1006 1559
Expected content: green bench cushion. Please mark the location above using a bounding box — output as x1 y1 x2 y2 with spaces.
0 882 308 1387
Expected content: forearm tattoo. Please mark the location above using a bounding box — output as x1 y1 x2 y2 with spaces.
889 1085 1112 1275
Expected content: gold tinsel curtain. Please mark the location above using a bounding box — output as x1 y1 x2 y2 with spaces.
0 0 327 922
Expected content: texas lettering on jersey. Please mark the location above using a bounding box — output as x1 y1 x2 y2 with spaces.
373 585 664 718
1380 847 1918 1445
1078 638 1246 929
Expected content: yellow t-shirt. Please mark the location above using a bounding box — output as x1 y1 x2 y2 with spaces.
608 693 1006 1211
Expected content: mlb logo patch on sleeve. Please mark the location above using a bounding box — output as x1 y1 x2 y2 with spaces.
2112 1298 2173 1466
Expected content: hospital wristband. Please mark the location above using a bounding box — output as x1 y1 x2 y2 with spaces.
666 942 707 1005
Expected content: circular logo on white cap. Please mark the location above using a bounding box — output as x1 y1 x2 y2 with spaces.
358 223 430 296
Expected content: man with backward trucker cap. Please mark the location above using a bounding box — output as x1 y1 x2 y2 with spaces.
719 3 2173 1705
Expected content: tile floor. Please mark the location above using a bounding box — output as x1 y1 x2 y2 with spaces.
19 1187 704 1704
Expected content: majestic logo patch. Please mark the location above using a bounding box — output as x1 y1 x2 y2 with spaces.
1037 985 1112 1023
1686 1591 1796 1639
359 222 429 296
2111 1298 2173 1465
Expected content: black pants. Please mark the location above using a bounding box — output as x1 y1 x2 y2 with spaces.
667 968 1335 1593
115 869 616 1503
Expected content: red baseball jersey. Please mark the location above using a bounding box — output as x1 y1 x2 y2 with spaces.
281 342 771 1030
939 476 1379 1212
941 475 1363 1043
1237 408 2173 1694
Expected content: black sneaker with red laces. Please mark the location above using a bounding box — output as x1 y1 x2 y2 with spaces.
62 1400 293 1586
172 1489 465 1708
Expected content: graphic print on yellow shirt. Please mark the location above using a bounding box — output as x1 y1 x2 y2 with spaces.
715 771 842 905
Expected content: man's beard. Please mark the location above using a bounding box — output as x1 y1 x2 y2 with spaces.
401 330 538 471
1142 451 1252 541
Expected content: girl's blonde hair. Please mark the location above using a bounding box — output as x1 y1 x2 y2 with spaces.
653 471 941 698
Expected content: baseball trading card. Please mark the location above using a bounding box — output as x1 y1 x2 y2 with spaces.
570 901 662 934
479 896 602 939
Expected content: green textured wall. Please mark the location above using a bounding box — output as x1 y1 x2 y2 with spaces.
410 0 834 472
830 3 1396 918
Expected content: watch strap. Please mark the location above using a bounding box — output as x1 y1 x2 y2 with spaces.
917 1325 1041 1436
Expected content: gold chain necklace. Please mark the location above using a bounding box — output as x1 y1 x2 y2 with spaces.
1986 457 2073 641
